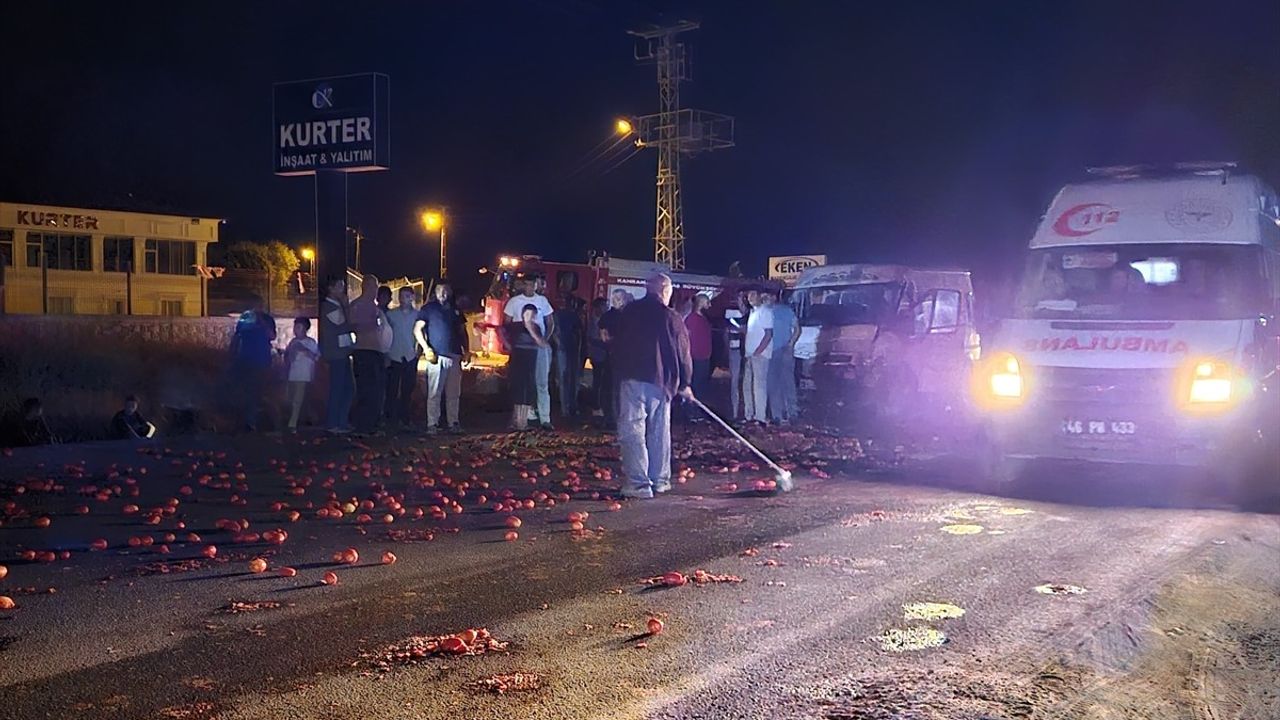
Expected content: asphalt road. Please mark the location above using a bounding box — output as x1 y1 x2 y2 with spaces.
1 422 1277 720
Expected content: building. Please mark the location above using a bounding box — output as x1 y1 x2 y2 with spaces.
0 202 220 316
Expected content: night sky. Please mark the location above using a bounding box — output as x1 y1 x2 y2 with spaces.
4 1 1278 295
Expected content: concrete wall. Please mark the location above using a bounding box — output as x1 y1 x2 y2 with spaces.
0 314 315 445
0 313 312 350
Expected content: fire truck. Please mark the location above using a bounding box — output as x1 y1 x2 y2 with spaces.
474 253 766 359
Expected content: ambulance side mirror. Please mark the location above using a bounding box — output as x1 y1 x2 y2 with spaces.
1259 313 1280 339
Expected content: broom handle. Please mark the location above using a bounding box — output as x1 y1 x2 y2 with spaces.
688 397 789 477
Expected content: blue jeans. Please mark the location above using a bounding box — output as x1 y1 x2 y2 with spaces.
235 363 267 430
325 356 354 430
533 345 552 423
617 380 672 497
768 352 797 421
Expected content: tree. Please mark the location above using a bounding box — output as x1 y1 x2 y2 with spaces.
224 240 300 288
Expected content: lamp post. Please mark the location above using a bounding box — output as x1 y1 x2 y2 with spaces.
420 210 446 279
300 246 315 274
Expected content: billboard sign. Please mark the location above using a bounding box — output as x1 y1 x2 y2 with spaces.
273 73 390 176
768 254 827 286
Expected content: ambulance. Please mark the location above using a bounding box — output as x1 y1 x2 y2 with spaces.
975 163 1280 497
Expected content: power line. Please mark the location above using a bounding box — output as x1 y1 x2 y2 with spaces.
600 144 643 175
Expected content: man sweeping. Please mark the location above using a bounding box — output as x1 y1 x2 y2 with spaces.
612 273 694 499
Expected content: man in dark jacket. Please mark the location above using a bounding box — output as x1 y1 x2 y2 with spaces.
596 289 631 427
414 281 470 433
319 276 357 434
612 273 694 499
228 296 276 432
552 295 585 418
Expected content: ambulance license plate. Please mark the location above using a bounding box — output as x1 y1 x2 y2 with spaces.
1061 419 1137 436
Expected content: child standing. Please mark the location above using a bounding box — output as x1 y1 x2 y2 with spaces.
284 318 321 432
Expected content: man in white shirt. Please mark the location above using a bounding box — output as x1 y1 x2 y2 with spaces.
384 286 421 428
743 289 774 424
503 278 556 428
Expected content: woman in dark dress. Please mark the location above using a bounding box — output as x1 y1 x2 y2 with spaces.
504 303 548 431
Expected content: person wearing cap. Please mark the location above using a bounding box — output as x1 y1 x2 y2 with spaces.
612 273 694 499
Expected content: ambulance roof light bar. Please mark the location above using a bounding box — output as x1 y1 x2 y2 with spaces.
1086 161 1238 181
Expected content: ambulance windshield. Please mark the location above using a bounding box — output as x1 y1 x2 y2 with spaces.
1015 243 1267 320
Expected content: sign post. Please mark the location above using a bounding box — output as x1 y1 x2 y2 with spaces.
768 254 827 287
273 72 389 317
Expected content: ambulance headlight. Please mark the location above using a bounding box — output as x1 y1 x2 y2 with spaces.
990 354 1023 398
1183 359 1235 408
973 352 1025 408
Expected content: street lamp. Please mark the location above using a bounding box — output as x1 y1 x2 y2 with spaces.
615 118 633 135
300 247 315 273
420 209 447 279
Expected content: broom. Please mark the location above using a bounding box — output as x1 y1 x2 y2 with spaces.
688 397 794 492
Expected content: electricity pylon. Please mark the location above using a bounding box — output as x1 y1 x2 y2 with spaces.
628 21 734 270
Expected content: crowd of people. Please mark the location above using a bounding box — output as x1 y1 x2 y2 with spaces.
721 287 800 426
313 274 470 437
7 273 804 475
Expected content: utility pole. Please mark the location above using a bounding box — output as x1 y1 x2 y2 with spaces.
628 21 734 270
346 226 364 273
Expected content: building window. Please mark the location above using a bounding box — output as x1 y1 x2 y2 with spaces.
104 236 135 272
0 228 12 267
159 299 184 316
108 299 126 315
26 232 91 271
144 239 196 275
48 296 75 315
